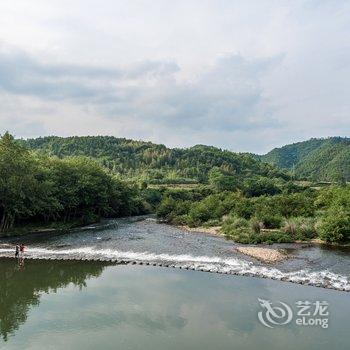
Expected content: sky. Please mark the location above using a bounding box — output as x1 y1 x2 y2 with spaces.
0 0 349 154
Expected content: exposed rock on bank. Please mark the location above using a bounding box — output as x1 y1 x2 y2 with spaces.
236 247 288 263
179 226 223 236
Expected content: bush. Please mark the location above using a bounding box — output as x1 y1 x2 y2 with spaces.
231 217 250 229
256 213 283 229
208 167 239 191
275 192 316 217
187 195 225 225
222 216 293 244
283 219 297 237
223 229 293 244
319 210 350 243
204 219 222 227
233 198 255 219
282 217 317 240
243 177 281 197
156 197 191 222
223 216 249 228
171 214 190 226
294 217 317 239
221 216 249 237
250 218 263 233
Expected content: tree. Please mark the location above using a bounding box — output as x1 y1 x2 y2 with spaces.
319 209 350 243
243 177 281 197
0 133 44 231
0 133 148 234
208 167 238 191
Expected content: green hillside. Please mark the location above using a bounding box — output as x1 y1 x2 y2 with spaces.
2 134 349 243
259 137 350 182
22 136 288 184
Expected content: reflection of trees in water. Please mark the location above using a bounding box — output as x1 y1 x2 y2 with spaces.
0 258 107 341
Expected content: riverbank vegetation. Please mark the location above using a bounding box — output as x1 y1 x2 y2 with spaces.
1 133 349 244
156 184 350 244
0 133 148 235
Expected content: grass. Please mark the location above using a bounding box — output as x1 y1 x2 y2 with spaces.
221 215 317 244
223 227 294 244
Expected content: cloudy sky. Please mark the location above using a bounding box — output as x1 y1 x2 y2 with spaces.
0 0 349 153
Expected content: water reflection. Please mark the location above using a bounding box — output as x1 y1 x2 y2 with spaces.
0 258 107 341
1 258 350 350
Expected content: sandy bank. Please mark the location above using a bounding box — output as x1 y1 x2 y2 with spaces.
179 225 224 236
236 247 288 263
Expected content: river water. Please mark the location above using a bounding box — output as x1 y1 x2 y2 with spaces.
0 216 349 291
0 259 349 350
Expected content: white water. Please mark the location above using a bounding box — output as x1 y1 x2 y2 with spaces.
1 246 349 291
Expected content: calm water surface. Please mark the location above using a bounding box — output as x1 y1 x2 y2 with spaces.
0 258 349 350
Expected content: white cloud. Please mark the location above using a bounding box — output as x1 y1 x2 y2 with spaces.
0 0 349 153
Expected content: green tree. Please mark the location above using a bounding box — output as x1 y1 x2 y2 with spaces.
208 167 238 191
0 133 45 231
0 133 149 234
319 209 350 243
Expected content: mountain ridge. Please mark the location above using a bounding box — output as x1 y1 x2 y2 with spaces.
257 136 350 181
19 135 350 182
20 135 288 184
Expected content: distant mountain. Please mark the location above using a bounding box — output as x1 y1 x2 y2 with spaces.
20 135 349 183
21 136 288 184
258 137 350 182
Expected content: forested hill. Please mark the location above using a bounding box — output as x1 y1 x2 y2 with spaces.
21 136 288 184
258 137 350 182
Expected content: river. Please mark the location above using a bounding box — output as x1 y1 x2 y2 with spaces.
0 216 349 291
1 217 350 349
1 259 349 350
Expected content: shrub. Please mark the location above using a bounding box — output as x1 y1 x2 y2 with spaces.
250 218 263 233
319 210 350 243
257 231 293 244
221 216 249 237
294 217 317 239
243 177 281 197
222 227 251 243
282 217 317 240
233 198 255 219
283 219 297 237
204 219 222 227
224 229 293 244
156 197 191 222
275 192 316 217
231 217 250 229
256 212 283 229
187 195 225 225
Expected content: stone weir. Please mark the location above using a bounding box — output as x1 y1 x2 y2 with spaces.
0 252 348 293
